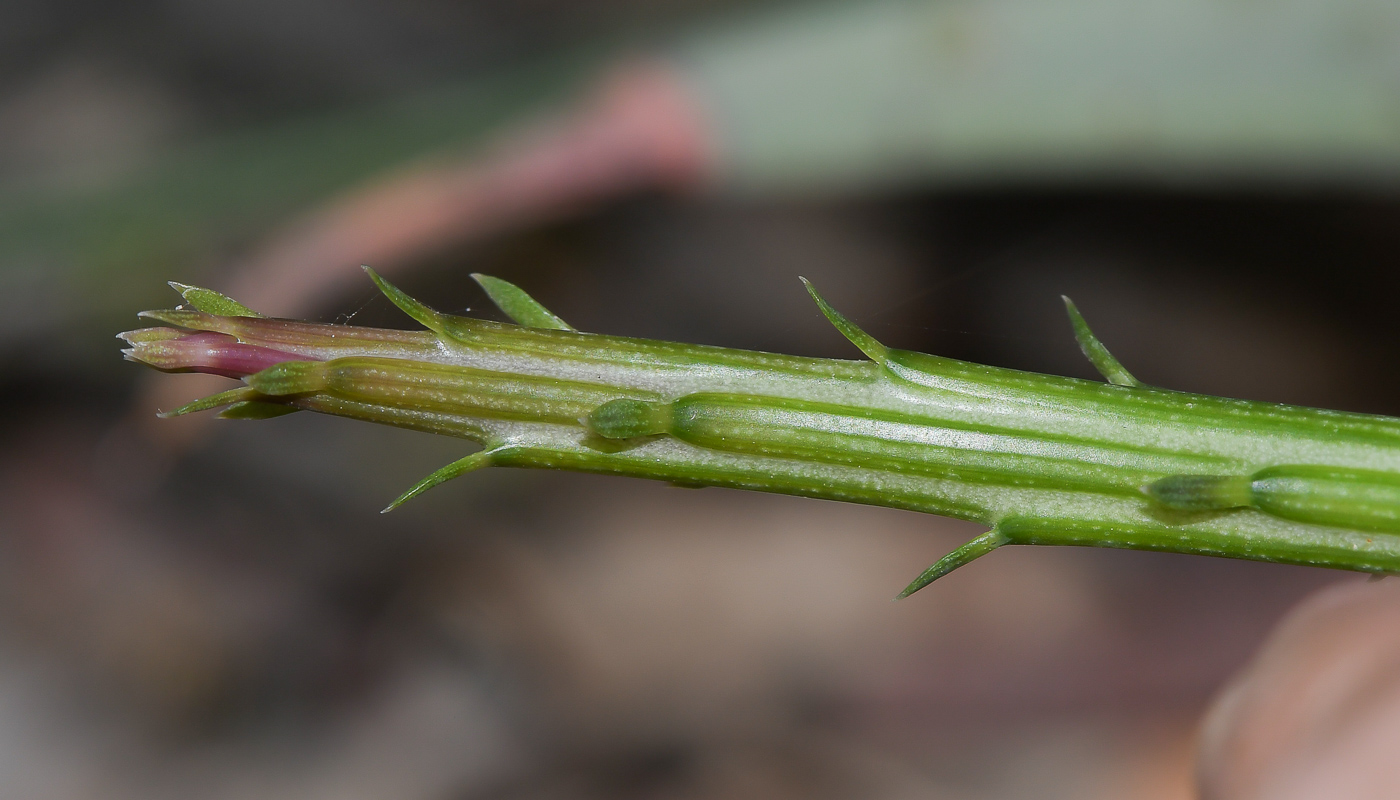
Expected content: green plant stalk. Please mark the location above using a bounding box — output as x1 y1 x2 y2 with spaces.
120 271 1400 596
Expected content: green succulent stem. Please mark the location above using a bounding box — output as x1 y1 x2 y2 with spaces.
120 271 1400 596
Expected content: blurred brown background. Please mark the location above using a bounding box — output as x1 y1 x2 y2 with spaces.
2 0 1399 797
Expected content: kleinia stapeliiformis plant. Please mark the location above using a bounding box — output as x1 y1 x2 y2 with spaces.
121 270 1400 597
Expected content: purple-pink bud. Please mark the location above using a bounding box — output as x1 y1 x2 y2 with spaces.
119 330 318 378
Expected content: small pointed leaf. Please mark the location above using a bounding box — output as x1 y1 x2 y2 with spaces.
363 266 448 336
1062 296 1140 387
160 387 259 418
897 529 1010 598
472 273 574 331
382 445 509 512
169 282 263 318
800 277 890 364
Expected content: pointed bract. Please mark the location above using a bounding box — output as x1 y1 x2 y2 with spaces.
118 327 186 345
800 277 890 364
169 282 263 318
897 529 1010 598
472 273 574 331
382 446 508 512
160 386 260 418
1062 296 1140 387
363 266 448 336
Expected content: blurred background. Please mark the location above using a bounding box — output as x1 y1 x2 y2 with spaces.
3 0 1400 797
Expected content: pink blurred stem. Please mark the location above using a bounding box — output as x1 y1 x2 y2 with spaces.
223 60 715 319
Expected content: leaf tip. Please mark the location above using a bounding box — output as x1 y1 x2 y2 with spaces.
1062 297 1140 387
364 265 448 335
897 529 1009 598
384 448 504 511
471 273 574 331
159 386 259 418
800 277 889 364
166 281 263 318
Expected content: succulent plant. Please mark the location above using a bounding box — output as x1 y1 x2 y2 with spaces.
122 270 1400 597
